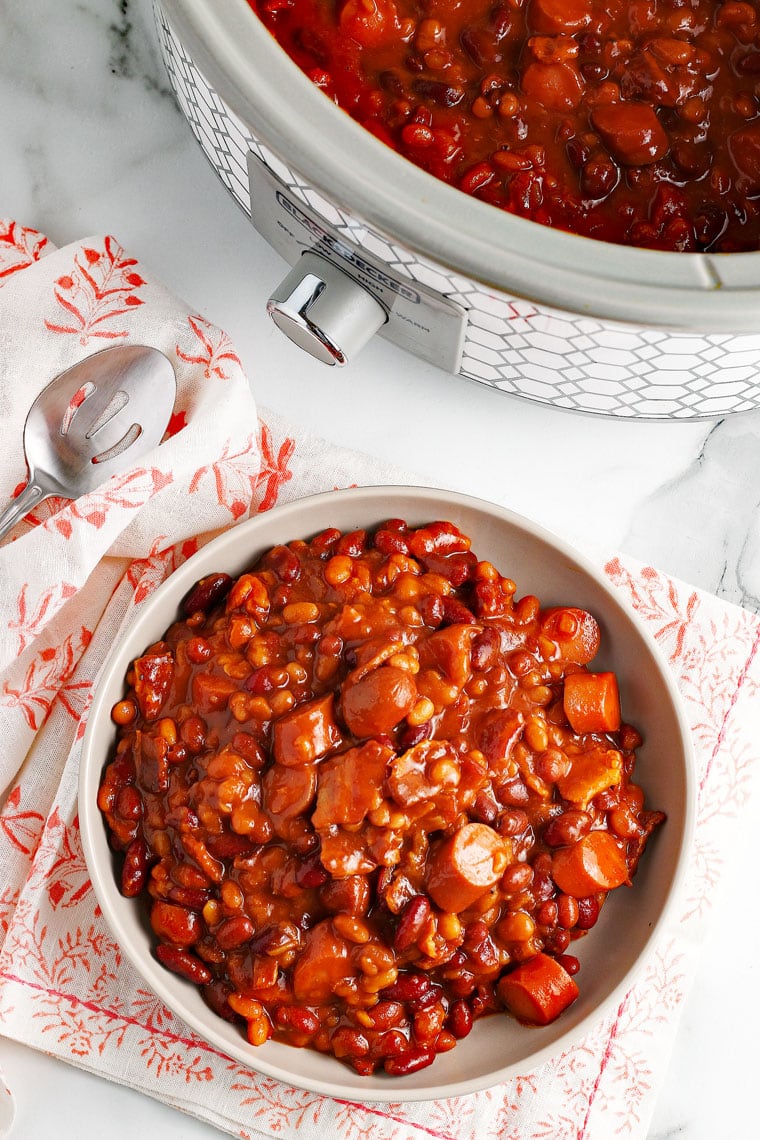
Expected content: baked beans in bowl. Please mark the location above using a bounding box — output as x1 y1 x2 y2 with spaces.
79 487 694 1100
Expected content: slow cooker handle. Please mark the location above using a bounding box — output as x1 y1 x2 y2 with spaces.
267 252 387 366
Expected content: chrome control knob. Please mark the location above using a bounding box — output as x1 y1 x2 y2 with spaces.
267 252 387 366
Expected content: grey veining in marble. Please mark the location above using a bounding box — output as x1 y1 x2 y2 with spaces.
624 411 760 612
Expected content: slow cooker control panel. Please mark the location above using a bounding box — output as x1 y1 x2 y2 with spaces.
248 153 466 370
268 252 387 366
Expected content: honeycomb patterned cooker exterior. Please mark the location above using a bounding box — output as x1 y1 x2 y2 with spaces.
156 7 760 419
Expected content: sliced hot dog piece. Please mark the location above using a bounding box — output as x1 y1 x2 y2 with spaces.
541 607 601 664
426 822 510 913
497 952 579 1025
262 762 317 823
340 665 417 738
272 693 341 766
563 671 621 735
551 830 630 897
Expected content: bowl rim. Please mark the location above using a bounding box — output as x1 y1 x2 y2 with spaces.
158 0 760 331
79 485 697 1103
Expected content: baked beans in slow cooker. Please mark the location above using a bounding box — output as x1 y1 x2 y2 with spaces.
98 520 664 1076
252 0 760 252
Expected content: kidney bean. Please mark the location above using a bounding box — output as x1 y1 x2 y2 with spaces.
447 998 473 1038
121 837 148 897
418 594 444 627
204 980 239 1022
557 953 581 976
576 895 601 929
182 573 233 616
544 928 572 954
398 719 433 751
471 627 501 670
580 159 619 200
274 1004 320 1036
382 972 432 1004
435 1029 457 1053
335 529 368 557
155 944 212 985
205 832 257 859
266 544 302 583
470 791 499 824
394 895 433 952
373 526 411 555
115 784 143 823
186 637 213 665
543 809 592 847
447 969 477 997
179 715 207 754
384 1046 437 1076
497 779 531 807
363 1001 405 1030
167 884 211 911
537 900 559 927
216 915 255 950
557 894 580 929
498 809 530 837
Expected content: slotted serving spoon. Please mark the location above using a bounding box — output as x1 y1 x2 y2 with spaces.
0 344 176 542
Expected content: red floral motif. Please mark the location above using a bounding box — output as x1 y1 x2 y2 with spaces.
10 467 173 540
165 409 187 438
129 989 179 1033
604 558 698 662
0 886 20 944
44 236 145 344
43 466 174 538
188 434 260 519
9 580 78 654
0 220 48 283
229 1072 322 1131
139 1037 214 1082
255 418 295 512
125 536 200 606
0 787 45 857
26 809 91 911
1 627 92 730
426 1096 478 1137
176 314 242 380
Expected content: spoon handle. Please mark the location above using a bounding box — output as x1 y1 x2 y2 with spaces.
0 481 49 543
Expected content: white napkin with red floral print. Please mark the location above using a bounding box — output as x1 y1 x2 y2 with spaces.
0 220 758 1140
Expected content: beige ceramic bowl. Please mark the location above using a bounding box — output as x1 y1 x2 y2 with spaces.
79 486 695 1102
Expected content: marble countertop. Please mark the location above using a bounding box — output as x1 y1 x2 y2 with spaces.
1 1 758 1136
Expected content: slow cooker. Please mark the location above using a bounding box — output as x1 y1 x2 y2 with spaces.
156 0 760 418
